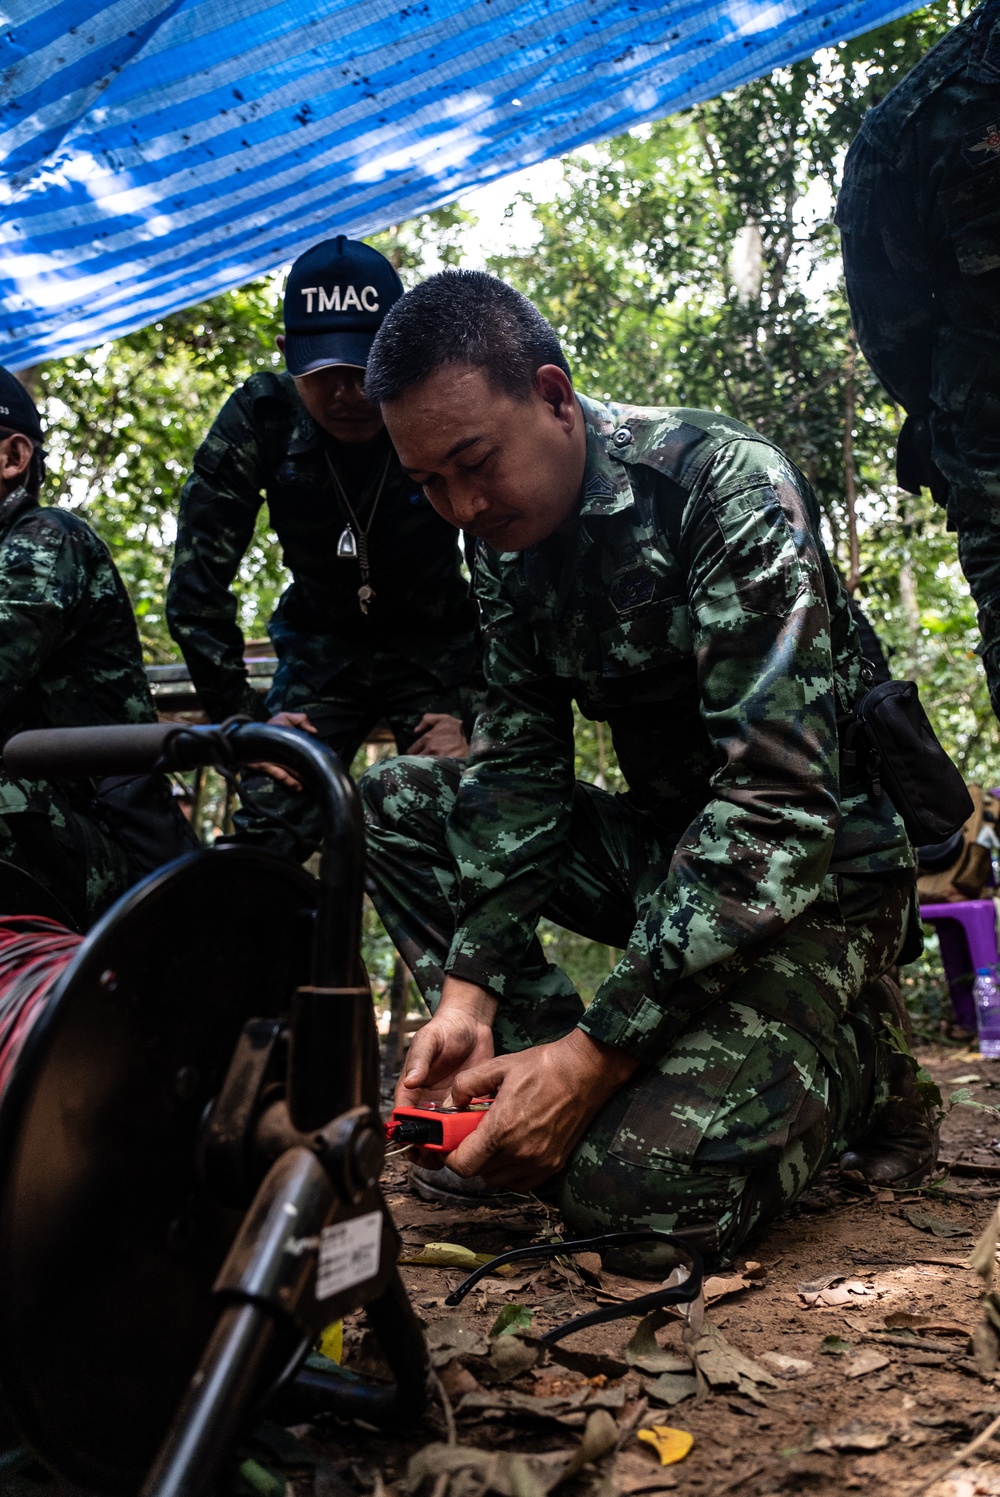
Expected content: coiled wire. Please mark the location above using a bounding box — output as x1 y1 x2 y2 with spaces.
0 916 81 1096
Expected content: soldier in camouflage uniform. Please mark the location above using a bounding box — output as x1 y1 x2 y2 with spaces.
360 271 923 1264
838 0 1000 716
0 368 159 927
166 238 482 859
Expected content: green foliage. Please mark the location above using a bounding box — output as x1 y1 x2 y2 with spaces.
489 1304 535 1337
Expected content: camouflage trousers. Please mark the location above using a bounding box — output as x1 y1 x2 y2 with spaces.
927 366 1000 719
0 777 130 930
361 756 913 1264
233 647 470 861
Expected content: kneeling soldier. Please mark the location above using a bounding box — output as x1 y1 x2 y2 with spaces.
359 271 928 1265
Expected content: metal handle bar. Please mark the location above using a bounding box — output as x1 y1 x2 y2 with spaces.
5 722 370 1129
5 721 186 778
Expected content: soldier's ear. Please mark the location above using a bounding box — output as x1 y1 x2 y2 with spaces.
534 364 576 430
276 333 286 357
0 432 34 485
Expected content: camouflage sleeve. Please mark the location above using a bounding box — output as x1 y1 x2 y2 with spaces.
0 513 86 714
579 443 844 1064
166 387 269 723
837 127 936 415
443 544 576 996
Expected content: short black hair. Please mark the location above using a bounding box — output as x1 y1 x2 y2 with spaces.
365 270 570 403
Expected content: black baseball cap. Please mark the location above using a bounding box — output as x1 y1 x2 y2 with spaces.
282 236 404 376
0 366 43 443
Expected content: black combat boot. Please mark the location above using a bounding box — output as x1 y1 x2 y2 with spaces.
839 973 938 1188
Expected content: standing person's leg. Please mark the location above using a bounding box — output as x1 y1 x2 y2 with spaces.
931 364 1000 717
559 869 914 1269
231 660 376 859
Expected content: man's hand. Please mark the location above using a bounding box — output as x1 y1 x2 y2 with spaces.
407 712 470 758
444 1029 640 1191
395 977 498 1111
248 711 318 789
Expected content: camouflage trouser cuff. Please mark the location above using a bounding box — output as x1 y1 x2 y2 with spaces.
578 993 680 1065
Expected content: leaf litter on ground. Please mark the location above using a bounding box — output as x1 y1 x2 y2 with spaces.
902 1207 973 1239
683 1320 777 1404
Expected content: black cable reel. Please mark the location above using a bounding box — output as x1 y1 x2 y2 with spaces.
0 720 430 1497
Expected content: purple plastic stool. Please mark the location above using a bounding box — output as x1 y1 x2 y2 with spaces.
919 899 999 1030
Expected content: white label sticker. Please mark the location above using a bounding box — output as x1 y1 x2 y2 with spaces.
316 1210 382 1300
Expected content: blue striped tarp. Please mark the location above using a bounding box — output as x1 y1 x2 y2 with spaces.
1 0 917 369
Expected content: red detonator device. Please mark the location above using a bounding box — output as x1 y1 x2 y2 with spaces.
386 1098 492 1153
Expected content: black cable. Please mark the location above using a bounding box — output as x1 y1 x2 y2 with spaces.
444 1228 703 1343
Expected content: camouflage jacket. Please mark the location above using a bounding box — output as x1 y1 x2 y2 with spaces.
837 0 1000 426
166 371 481 722
0 486 155 811
444 397 913 1062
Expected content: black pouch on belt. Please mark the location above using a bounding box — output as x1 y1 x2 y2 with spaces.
841 679 973 845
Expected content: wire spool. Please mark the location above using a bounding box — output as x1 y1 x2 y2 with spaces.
0 846 319 1495
0 915 81 1097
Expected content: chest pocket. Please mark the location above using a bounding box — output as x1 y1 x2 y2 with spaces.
598 597 692 680
940 161 1000 276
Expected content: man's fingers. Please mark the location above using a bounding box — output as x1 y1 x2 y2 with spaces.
451 1058 507 1106
246 762 303 789
447 1107 502 1177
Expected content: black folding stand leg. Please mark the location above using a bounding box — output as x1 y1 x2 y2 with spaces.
140 1304 285 1497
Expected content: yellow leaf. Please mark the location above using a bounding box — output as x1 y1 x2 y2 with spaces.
318 1320 343 1364
637 1427 694 1466
399 1241 495 1269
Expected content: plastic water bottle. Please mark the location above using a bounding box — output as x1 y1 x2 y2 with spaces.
974 967 1000 1058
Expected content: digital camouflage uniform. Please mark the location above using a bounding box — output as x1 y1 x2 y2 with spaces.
166 371 482 856
361 397 916 1262
838 0 1000 714
0 485 157 926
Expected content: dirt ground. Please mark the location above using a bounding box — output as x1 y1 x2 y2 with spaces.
9 1045 1000 1497
288 1044 1000 1497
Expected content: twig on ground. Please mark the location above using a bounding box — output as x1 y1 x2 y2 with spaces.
615 1397 649 1451
430 1371 457 1447
908 1406 1000 1497
709 1465 767 1497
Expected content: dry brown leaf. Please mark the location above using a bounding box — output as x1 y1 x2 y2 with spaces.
558 1410 620 1484
438 1359 481 1399
643 1373 698 1407
759 1352 812 1379
425 1315 489 1368
844 1349 890 1379
684 1320 777 1405
625 1312 687 1374
407 1444 549 1497
572 1252 604 1284
970 1202 1000 1286
483 1335 540 1384
812 1421 892 1453
703 1273 753 1304
613 1450 681 1494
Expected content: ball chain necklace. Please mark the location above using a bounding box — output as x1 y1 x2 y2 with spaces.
326 446 392 615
